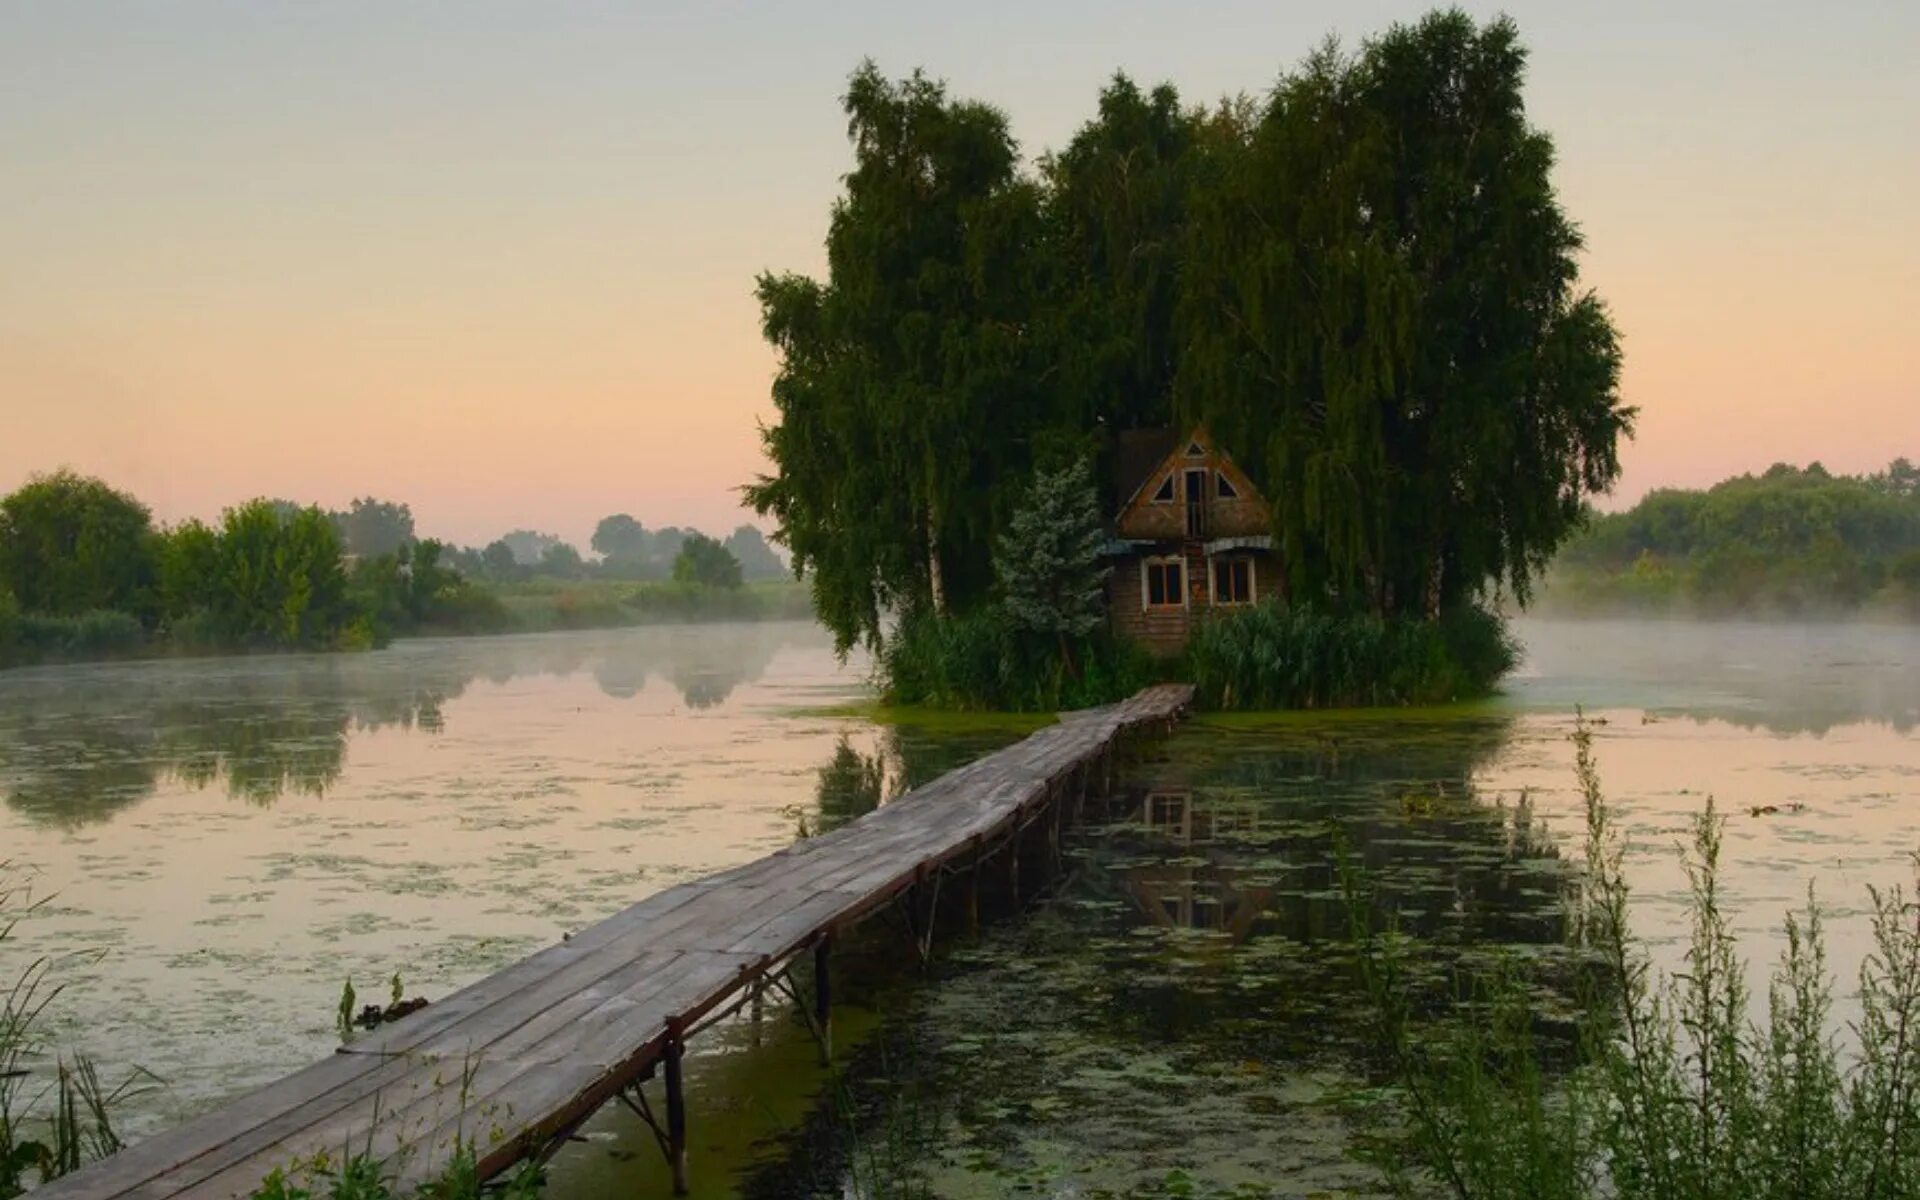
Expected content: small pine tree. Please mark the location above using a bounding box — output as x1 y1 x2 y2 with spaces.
995 460 1110 677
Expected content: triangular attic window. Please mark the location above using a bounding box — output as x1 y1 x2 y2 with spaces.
1151 475 1175 503
1185 441 1206 457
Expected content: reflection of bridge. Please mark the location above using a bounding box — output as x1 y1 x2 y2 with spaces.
38 685 1193 1200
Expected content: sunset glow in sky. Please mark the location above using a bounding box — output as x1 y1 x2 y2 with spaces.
4 1 1916 549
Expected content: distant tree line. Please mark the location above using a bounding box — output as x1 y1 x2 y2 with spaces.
0 471 797 667
440 517 784 585
1546 459 1920 617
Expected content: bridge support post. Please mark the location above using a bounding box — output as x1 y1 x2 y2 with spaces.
1007 824 1021 906
1047 792 1064 873
664 1027 689 1195
965 838 982 937
813 935 833 1064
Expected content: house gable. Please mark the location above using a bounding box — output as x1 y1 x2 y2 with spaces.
1113 427 1269 542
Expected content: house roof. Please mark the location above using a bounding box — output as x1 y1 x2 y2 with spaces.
1111 428 1182 513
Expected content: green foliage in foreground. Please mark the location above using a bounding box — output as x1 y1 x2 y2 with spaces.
1185 603 1517 710
1546 459 1920 618
248 1145 544 1200
880 606 1156 712
2 866 157 1199
1356 721 1920 1199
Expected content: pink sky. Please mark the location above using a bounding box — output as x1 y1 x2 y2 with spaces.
3 2 1915 549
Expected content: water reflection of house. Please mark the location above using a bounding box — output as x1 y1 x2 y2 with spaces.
1125 790 1271 941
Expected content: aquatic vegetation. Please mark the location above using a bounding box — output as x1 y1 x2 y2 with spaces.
247 1145 545 1200
0 864 156 1198
1354 718 1920 1199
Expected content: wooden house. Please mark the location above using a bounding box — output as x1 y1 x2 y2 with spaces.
1103 427 1278 653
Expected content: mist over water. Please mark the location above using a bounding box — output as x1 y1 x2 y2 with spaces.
0 617 1915 1194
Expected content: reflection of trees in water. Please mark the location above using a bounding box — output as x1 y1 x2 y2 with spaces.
812 737 886 834
803 722 1036 837
0 625 817 825
1053 715 1573 1048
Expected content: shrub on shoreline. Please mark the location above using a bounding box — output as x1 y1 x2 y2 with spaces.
1185 602 1517 710
880 607 1155 712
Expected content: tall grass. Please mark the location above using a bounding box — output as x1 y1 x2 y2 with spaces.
1 864 156 1198
880 607 1156 712
1185 602 1516 710
1353 719 1920 1199
247 1146 544 1200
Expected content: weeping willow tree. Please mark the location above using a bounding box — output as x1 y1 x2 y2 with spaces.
754 11 1630 654
746 63 1051 652
1179 12 1631 615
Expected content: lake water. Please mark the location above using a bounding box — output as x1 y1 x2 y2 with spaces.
3 618 1918 1196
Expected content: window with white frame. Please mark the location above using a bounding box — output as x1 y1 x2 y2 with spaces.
1143 557 1185 607
1150 475 1175 503
1215 471 1239 499
1212 556 1254 605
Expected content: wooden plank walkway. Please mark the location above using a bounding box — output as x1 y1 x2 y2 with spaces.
39 683 1193 1200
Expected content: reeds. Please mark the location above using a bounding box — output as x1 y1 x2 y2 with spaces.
1185 602 1516 710
1 864 157 1199
881 607 1155 712
1353 719 1920 1199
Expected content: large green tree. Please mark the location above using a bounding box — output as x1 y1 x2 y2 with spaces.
1178 12 1630 614
203 501 352 646
754 15 1630 644
747 62 1051 651
0 470 158 620
1040 75 1198 452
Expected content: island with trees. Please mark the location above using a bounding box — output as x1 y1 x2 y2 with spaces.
748 11 1631 710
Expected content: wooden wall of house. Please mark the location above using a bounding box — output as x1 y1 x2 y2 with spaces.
1108 559 1192 655
1107 549 1284 655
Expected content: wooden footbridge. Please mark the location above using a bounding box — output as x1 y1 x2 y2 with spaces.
40 684 1193 1199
